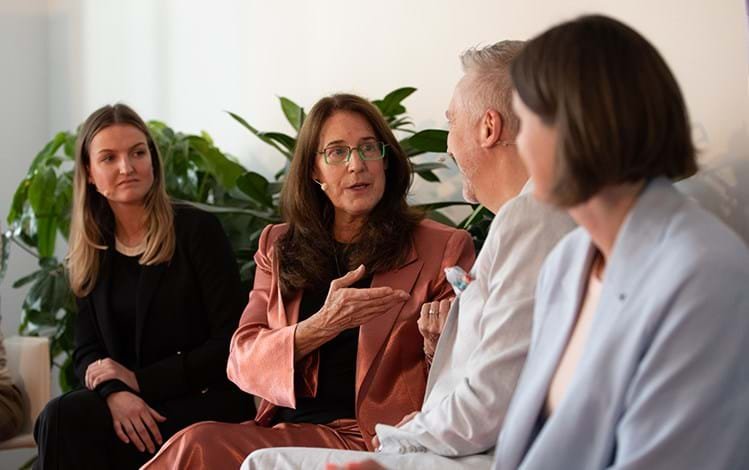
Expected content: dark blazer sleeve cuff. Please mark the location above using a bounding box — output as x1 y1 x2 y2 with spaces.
135 353 188 403
96 379 133 399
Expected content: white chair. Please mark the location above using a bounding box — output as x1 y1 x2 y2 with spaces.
0 336 50 449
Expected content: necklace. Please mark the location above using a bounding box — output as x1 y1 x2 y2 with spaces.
115 236 147 257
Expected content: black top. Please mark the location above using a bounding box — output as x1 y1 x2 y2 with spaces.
274 244 372 425
73 204 255 426
108 251 142 370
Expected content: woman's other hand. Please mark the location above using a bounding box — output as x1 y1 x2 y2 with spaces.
417 299 452 358
85 357 140 392
105 391 166 454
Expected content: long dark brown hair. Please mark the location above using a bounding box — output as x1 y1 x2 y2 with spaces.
511 15 697 207
277 93 422 297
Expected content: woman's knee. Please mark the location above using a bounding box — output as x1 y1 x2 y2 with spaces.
35 389 111 440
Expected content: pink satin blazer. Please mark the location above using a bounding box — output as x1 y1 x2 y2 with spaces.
227 219 474 449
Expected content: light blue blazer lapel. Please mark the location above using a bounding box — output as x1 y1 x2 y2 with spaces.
499 236 595 466
594 178 684 318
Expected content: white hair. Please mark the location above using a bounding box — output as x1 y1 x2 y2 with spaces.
460 40 525 139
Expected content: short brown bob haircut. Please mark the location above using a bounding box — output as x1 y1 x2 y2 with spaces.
511 14 697 207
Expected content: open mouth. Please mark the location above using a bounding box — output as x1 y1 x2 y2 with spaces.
348 183 370 190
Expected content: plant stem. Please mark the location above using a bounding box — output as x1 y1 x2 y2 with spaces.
10 236 40 259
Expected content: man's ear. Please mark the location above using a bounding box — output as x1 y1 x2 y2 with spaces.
481 109 504 148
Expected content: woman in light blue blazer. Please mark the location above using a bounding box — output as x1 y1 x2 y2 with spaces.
495 15 749 470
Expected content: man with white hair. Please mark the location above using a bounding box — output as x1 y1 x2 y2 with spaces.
242 41 575 470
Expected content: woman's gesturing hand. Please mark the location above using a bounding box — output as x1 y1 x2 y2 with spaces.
295 265 409 360
86 357 140 392
105 391 166 454
316 265 410 332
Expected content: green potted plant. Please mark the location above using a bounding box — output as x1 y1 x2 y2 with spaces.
1 87 492 395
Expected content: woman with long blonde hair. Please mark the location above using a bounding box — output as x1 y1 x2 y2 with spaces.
33 103 254 470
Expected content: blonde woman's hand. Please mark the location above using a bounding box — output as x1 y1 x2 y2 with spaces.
105 391 166 454
417 299 452 358
315 265 410 333
86 357 140 392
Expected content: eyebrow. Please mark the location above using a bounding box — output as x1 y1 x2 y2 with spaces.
96 141 147 154
323 136 377 147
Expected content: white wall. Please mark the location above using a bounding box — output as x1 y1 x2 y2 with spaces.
0 0 50 467
47 0 749 231
0 2 49 342
0 0 747 465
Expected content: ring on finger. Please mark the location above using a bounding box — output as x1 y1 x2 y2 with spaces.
429 306 438 315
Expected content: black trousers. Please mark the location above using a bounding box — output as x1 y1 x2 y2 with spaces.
33 386 255 470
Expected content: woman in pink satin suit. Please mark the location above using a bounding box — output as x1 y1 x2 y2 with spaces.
142 93 475 469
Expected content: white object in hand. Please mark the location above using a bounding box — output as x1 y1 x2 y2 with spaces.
444 266 472 295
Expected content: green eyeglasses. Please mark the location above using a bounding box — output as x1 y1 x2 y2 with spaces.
318 141 388 165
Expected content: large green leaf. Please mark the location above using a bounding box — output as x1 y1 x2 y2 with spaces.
279 97 305 132
236 171 273 208
182 200 281 223
27 168 59 258
408 129 448 153
412 162 449 173
12 269 42 288
389 116 414 131
63 132 77 160
0 232 9 285
460 204 492 229
187 136 246 188
227 111 293 160
258 132 296 155
413 201 473 211
55 172 74 240
58 354 79 392
22 262 66 315
416 170 440 182
26 132 67 175
7 178 31 225
27 168 57 215
373 87 417 118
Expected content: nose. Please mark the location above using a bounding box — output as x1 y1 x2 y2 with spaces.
119 155 135 175
346 149 366 172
